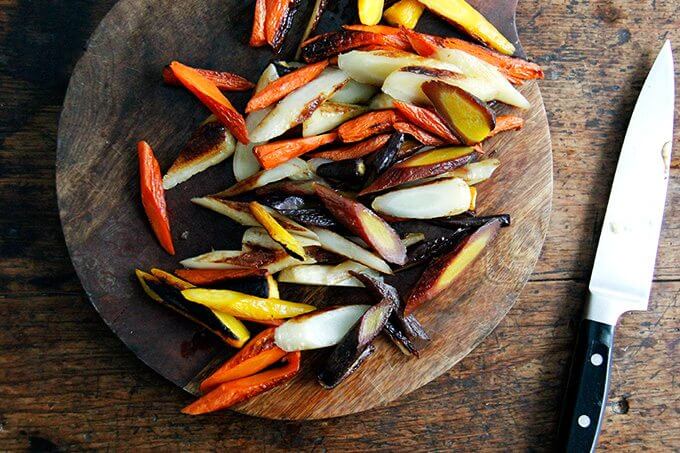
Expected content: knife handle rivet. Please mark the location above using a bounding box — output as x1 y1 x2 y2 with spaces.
590 353 603 366
578 415 591 428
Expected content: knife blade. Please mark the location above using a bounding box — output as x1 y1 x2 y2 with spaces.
558 41 675 452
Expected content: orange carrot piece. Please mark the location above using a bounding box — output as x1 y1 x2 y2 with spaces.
254 132 337 169
337 110 401 143
162 65 254 91
138 141 175 255
237 317 285 327
265 0 295 50
393 101 459 143
342 24 411 48
183 351 301 414
402 28 544 84
300 30 411 62
490 115 525 136
393 122 446 146
246 60 329 113
201 348 287 393
308 134 391 160
169 61 249 144
200 328 283 393
252 132 336 166
174 268 268 286
250 0 268 47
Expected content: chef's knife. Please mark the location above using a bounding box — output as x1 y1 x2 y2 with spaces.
557 41 675 452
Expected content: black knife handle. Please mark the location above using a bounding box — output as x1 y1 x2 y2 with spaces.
557 319 614 452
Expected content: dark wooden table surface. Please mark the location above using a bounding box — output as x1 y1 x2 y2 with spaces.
0 0 678 450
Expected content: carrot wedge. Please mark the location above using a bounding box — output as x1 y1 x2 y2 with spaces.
308 134 391 160
162 65 254 91
489 115 525 136
174 268 268 286
402 28 544 84
342 24 411 48
183 351 301 414
393 101 459 143
300 30 411 63
337 110 401 143
253 132 337 169
138 141 175 255
246 60 329 113
169 61 249 144
265 0 299 51
250 0 267 47
393 122 446 146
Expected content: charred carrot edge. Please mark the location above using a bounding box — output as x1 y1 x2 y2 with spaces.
265 0 297 51
138 141 175 255
401 28 544 84
393 122 446 146
489 115 525 137
337 110 401 143
300 30 411 63
393 101 460 143
307 133 392 160
250 0 267 47
200 328 282 393
162 65 254 91
246 60 329 113
183 352 301 415
342 24 411 48
174 268 268 286
253 132 338 169
169 61 249 144
201 348 287 393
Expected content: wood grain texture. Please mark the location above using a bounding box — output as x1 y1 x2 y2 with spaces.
0 0 678 449
55 0 552 419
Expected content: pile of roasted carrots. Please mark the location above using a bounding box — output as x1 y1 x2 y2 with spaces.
134 0 543 415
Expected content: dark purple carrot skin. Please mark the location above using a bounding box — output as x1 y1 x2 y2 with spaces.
396 229 470 273
362 132 404 189
315 158 367 188
432 213 511 229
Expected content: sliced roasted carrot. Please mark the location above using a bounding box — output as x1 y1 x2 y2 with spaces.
246 60 329 113
342 24 411 48
490 115 525 136
300 30 411 62
250 0 267 47
308 133 391 160
183 351 301 414
138 141 175 255
337 110 401 143
200 328 283 393
253 132 337 169
201 348 287 393
237 317 285 327
169 61 249 144
393 122 446 146
174 268 268 286
402 28 544 84
162 65 254 91
393 101 459 143
265 0 297 50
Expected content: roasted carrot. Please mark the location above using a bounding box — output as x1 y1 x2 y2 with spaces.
250 0 268 47
393 101 459 143
393 122 446 146
402 28 544 84
174 268 268 286
162 65 254 91
169 61 249 144
246 60 329 113
308 133 391 160
265 0 298 50
138 141 175 255
337 110 401 143
300 30 411 62
253 132 337 169
342 24 411 48
237 317 285 327
489 115 525 136
182 351 301 414
201 348 287 393
200 328 284 393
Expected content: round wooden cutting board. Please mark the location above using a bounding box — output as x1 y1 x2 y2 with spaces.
56 0 552 419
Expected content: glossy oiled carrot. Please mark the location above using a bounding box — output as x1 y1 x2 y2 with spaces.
489 115 525 136
137 141 175 255
253 132 337 169
342 24 411 48
308 133 391 160
250 0 267 47
174 268 268 286
393 122 446 146
265 0 296 50
169 61 249 144
402 28 544 84
246 60 329 113
162 65 254 91
393 101 459 143
182 352 301 415
337 110 401 143
300 30 410 62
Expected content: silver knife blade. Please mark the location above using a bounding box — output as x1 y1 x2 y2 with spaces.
587 40 675 325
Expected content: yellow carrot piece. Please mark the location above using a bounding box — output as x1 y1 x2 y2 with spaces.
383 0 424 29
358 0 385 26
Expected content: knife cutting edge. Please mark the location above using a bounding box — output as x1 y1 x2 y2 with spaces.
557 40 675 452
